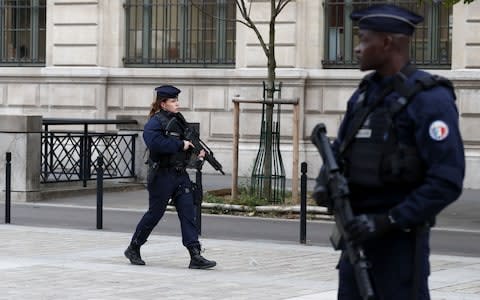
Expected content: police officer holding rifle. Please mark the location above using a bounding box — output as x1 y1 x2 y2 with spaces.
124 85 223 269
312 4 465 300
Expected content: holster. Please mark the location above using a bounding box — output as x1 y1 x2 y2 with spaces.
147 160 160 185
329 225 344 251
191 181 203 205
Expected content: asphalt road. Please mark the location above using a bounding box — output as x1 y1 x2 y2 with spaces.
2 202 479 257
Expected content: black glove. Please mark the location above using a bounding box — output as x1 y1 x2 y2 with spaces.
312 166 333 211
345 214 395 245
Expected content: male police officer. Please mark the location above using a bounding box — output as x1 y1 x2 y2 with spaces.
329 4 465 300
124 85 216 269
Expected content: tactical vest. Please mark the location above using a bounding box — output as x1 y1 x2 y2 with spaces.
341 70 454 188
149 110 191 169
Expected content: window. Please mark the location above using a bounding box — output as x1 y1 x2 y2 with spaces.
0 0 46 65
323 0 452 69
124 0 236 67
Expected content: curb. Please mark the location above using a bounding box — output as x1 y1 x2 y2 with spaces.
39 181 145 200
199 202 333 219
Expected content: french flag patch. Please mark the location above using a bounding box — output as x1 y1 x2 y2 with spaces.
429 120 449 141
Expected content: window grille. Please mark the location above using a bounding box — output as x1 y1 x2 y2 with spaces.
323 0 452 69
0 0 46 66
124 0 236 67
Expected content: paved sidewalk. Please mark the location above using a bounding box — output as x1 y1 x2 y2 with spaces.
1 224 480 300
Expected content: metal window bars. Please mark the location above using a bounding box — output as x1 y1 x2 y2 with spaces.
0 0 46 65
123 0 236 67
322 0 452 69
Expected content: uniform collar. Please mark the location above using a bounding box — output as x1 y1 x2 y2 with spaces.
157 109 176 118
371 62 415 86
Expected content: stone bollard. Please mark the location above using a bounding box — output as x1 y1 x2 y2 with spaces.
0 115 42 202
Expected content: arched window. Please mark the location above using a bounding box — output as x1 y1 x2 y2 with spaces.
0 0 46 65
124 0 236 67
323 0 452 69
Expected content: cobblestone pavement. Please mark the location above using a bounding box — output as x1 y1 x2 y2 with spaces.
1 224 480 300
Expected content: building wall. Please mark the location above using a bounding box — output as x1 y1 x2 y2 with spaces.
452 1 480 69
1 0 479 189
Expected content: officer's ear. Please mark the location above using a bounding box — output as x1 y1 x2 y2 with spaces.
382 33 394 51
160 100 167 110
382 33 411 55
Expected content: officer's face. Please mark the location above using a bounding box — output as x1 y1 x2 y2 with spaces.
354 30 388 71
161 98 179 113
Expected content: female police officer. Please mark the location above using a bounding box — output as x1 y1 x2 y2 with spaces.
329 4 465 300
124 85 216 269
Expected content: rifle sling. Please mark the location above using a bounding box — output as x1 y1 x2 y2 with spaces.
411 224 429 300
339 65 417 156
339 84 394 155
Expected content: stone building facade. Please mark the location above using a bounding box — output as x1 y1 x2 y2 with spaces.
0 0 479 188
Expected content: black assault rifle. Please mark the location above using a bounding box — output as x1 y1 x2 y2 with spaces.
167 113 225 175
311 123 375 300
184 125 225 175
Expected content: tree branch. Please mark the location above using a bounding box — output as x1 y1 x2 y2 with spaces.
235 0 249 17
235 0 270 58
275 0 293 18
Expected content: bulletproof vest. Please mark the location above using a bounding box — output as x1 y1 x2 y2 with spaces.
342 71 454 189
150 110 191 168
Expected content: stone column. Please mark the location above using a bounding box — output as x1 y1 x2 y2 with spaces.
0 115 42 202
452 2 480 69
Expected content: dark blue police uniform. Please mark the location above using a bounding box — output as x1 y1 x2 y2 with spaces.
332 5 465 300
130 109 199 248
125 85 216 269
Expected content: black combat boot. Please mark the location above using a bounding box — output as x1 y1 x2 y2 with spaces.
187 245 216 269
124 243 145 265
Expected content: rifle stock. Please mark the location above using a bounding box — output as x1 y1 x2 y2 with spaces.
311 123 375 300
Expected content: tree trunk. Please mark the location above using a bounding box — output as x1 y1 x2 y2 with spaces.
262 0 277 201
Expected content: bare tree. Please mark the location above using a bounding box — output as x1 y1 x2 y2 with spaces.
189 0 293 202
235 0 293 201
235 0 292 96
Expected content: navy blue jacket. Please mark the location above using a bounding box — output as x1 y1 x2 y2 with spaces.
143 111 183 156
334 68 465 229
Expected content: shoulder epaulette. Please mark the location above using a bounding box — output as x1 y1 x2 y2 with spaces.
416 75 453 90
391 74 454 116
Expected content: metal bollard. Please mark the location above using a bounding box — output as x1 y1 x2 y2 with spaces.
96 155 104 229
5 152 11 224
300 162 307 244
195 168 203 236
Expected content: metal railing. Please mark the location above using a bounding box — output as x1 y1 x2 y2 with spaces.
41 118 138 187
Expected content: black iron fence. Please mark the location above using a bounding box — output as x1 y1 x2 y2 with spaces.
41 118 138 187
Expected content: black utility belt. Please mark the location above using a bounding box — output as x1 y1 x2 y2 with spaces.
157 166 187 173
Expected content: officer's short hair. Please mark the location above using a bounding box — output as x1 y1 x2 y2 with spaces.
350 4 423 36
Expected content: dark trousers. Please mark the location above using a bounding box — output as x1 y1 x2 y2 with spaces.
131 169 199 248
338 229 431 300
